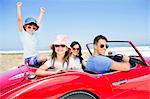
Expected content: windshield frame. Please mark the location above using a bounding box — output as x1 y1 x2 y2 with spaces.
86 41 148 66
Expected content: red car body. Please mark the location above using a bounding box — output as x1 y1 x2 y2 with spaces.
0 41 150 99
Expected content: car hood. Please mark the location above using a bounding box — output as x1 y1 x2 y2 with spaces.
0 65 30 91
1 71 104 98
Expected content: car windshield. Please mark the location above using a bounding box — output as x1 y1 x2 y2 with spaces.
107 41 138 56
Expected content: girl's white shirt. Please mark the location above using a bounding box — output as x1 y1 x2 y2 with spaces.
45 56 83 72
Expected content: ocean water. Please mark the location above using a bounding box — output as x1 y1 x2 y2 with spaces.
0 46 149 57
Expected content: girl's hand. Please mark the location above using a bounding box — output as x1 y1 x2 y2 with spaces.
56 69 66 74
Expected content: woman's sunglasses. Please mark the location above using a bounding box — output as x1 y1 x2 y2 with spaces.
54 45 66 48
72 48 80 51
100 44 109 49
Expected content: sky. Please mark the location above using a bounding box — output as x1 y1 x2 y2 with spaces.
0 0 149 51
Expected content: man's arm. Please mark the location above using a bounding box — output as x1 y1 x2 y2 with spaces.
110 55 130 71
17 2 23 32
37 7 46 27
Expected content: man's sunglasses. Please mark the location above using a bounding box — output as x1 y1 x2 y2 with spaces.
54 45 66 47
100 44 109 49
72 48 80 51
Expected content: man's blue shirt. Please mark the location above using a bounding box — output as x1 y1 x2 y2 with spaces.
85 56 113 74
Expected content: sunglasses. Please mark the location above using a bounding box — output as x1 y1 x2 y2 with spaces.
27 25 37 30
72 48 80 51
100 44 109 49
54 45 66 48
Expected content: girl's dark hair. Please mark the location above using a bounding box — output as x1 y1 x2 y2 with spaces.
51 46 70 68
70 41 82 57
23 22 39 31
70 41 83 63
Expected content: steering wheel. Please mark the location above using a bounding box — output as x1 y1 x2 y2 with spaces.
112 54 144 66
129 56 144 65
113 54 124 62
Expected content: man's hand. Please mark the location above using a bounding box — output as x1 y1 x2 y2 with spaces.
123 55 130 62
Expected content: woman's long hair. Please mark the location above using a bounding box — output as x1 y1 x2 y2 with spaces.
70 41 82 63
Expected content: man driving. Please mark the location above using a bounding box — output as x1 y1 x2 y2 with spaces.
85 35 130 74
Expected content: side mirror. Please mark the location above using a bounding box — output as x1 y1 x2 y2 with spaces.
28 73 36 80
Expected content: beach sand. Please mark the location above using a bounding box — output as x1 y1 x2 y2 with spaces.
0 52 90 73
0 53 23 72
0 53 49 72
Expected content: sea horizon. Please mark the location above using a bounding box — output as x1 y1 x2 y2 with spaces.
0 46 149 57
0 44 150 51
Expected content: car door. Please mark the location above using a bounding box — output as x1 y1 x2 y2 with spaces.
102 64 150 99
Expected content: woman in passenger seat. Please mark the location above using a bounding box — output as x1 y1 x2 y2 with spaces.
70 41 86 70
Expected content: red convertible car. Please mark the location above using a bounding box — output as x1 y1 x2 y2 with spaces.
0 41 150 99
